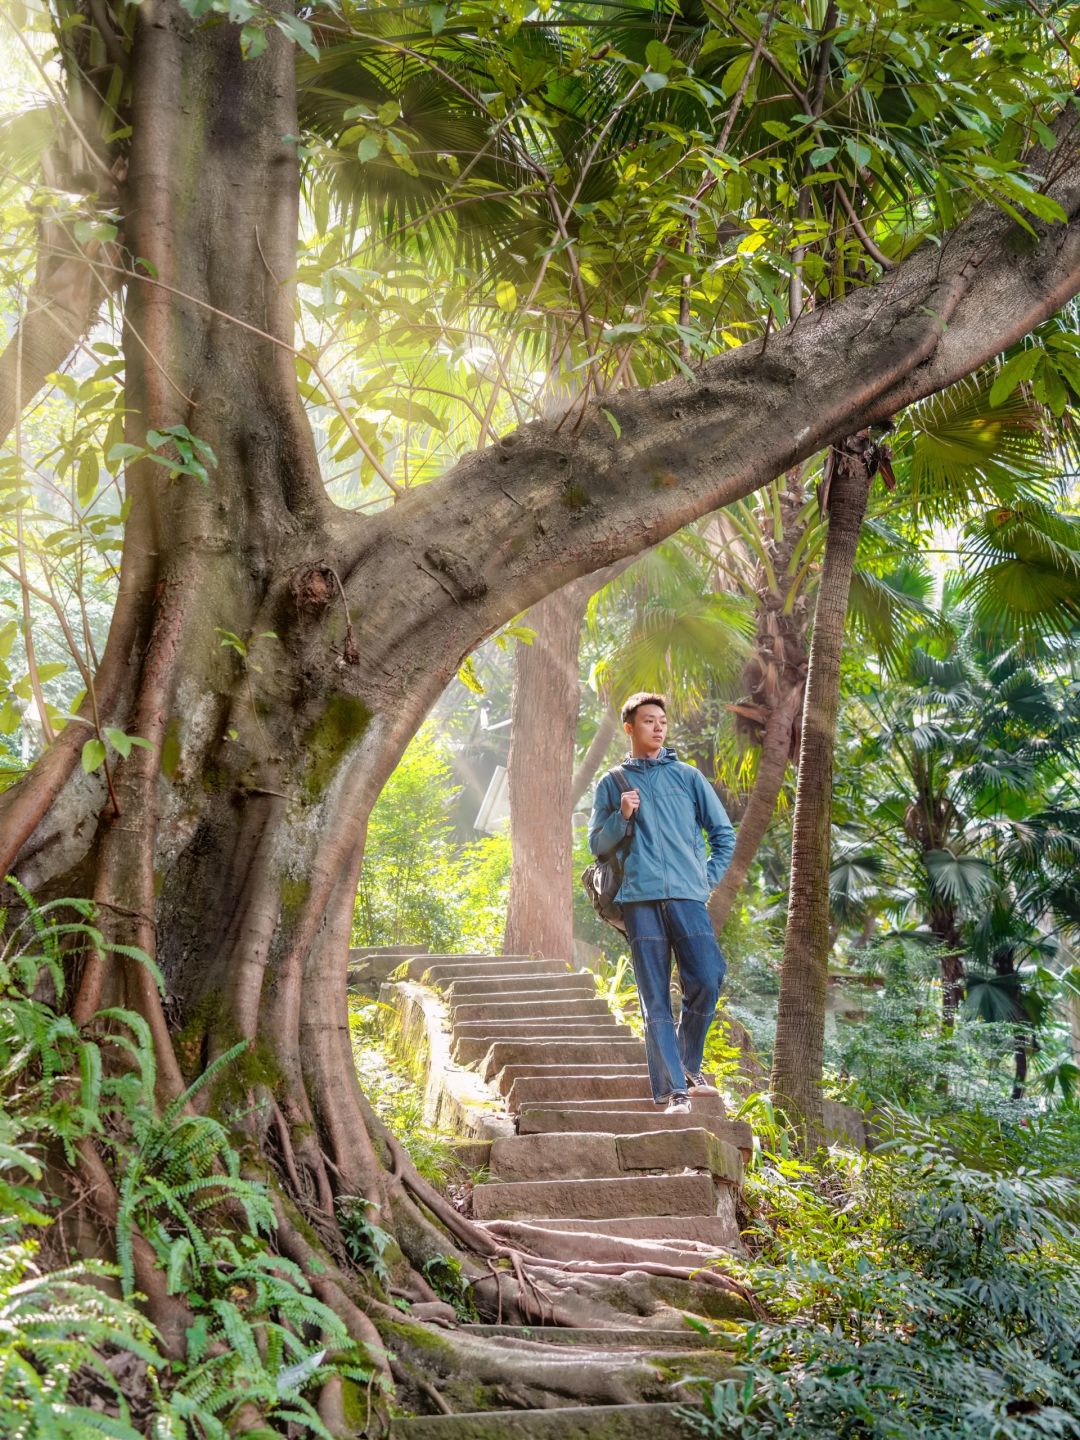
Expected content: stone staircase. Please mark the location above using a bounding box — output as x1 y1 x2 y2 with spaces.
378 950 751 1439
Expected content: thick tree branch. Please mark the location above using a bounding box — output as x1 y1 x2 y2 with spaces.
336 110 1080 708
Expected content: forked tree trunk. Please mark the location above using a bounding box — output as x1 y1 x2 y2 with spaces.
503 578 594 957
770 442 874 1144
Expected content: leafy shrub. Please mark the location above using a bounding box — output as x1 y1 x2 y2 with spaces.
348 996 457 1184
353 726 510 953
687 1107 1080 1440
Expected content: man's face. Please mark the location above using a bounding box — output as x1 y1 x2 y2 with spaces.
625 703 667 754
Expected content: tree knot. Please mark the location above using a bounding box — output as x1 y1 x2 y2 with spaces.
423 547 488 601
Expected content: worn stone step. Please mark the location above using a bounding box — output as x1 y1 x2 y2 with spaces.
390 1402 700 1439
423 959 576 986
471 1172 720 1222
455 1027 623 1065
518 1107 753 1156
483 1214 742 1250
459 1324 717 1348
471 1220 736 1270
518 1094 726 1115
488 1128 742 1185
447 973 596 1000
508 1073 676 1108
480 1040 645 1082
450 996 612 1024
491 1063 651 1097
403 953 534 978
452 1017 623 1038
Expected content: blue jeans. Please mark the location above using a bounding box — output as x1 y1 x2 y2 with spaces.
622 899 727 1103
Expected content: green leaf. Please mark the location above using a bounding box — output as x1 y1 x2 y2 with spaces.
429 3 446 33
601 408 621 438
457 656 485 694
357 133 382 164
77 451 99 508
107 443 145 465
645 40 673 73
988 347 1041 407
274 11 319 61
809 145 838 168
641 71 668 92
104 727 132 759
81 738 107 773
494 280 517 313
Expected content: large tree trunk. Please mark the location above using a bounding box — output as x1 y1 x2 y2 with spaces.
770 439 875 1144
3 2 1080 1391
503 577 594 957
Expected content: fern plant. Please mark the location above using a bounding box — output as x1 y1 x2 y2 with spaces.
0 883 387 1436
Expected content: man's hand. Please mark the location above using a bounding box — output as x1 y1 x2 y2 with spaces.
620 789 640 820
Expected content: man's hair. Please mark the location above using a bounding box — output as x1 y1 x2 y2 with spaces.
621 691 667 724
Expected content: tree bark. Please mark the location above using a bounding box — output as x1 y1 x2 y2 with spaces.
503 577 595 958
770 440 874 1145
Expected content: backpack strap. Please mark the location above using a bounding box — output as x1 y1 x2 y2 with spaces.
610 765 633 793
607 765 635 849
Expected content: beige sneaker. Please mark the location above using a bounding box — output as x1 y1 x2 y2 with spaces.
664 1094 691 1114
685 1072 719 1096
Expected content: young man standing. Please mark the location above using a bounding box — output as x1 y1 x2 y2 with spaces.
588 693 735 1114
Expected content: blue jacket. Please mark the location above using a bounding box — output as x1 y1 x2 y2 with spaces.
588 748 736 904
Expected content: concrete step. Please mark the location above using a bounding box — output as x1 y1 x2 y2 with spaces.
450 996 612 1024
403 953 534 978
471 1172 721 1222
507 1073 670 1108
455 1027 623 1065
483 1215 741 1249
390 1402 700 1439
488 1128 742 1185
517 1095 726 1115
458 1324 717 1348
480 1040 646 1082
518 1107 753 1156
491 1063 651 1097
446 974 596 1000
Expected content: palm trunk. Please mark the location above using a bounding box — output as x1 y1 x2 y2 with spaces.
503 578 594 958
770 440 874 1145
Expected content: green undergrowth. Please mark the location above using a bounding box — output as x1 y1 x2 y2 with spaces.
348 995 466 1187
0 884 388 1438
686 1105 1080 1440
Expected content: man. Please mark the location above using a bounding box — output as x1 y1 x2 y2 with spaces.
588 692 735 1114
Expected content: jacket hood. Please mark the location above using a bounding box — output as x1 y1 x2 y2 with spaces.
622 746 680 769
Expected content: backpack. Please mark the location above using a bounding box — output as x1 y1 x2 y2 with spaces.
580 766 635 933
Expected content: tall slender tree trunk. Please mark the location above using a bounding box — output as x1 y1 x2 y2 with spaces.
709 682 803 931
570 705 618 809
503 577 594 957
770 439 875 1144
709 468 811 933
